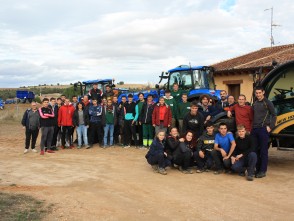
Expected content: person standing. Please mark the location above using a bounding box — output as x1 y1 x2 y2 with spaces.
88 83 102 103
112 95 120 145
227 94 253 132
163 89 177 128
182 101 204 140
21 102 40 153
135 92 145 147
215 90 229 111
171 83 182 103
73 102 90 149
39 98 55 155
152 97 172 134
118 95 127 145
88 98 103 148
251 86 276 178
177 93 190 135
101 99 117 147
139 94 156 148
58 98 75 149
123 94 138 148
49 97 59 150
104 85 114 98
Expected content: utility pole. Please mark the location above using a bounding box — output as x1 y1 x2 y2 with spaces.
264 7 280 47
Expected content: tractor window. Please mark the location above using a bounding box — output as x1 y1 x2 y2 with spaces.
266 68 294 116
169 71 192 90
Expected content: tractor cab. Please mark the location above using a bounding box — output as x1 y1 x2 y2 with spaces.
158 65 221 101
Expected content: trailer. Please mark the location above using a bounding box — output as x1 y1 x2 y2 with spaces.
16 90 35 103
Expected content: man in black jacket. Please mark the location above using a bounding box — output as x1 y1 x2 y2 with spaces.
182 101 204 139
88 83 102 103
49 97 59 150
194 121 215 173
21 102 40 154
231 124 257 181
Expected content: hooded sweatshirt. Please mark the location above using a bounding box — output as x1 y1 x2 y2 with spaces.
163 96 177 119
196 132 216 152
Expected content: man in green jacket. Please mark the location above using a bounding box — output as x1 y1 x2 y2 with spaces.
177 93 190 135
171 83 183 103
163 89 177 128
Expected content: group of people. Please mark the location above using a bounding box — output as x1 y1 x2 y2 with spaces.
21 82 276 181
145 84 276 181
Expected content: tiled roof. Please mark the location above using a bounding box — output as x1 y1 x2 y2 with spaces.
212 44 294 72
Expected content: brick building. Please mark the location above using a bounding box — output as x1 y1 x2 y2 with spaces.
211 44 294 102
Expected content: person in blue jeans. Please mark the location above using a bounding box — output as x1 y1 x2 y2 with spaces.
73 102 90 149
102 99 117 147
211 122 236 174
231 124 257 181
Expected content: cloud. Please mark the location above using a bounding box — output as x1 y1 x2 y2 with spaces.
0 0 293 88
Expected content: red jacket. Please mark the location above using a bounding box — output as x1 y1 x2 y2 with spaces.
152 104 172 127
58 104 75 126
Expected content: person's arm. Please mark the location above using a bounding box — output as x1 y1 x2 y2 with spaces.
134 104 139 122
227 105 235 117
166 137 180 151
198 112 204 136
267 100 277 131
85 110 90 127
168 107 172 127
224 134 236 159
39 107 48 119
214 135 227 157
46 108 54 118
152 107 156 126
57 108 62 126
21 110 28 127
182 115 187 135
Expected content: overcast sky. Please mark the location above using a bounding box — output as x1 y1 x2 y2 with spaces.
0 0 293 87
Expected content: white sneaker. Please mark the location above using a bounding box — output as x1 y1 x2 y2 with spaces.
31 149 38 153
24 149 29 154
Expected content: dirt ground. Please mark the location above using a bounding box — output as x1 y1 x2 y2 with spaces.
0 105 294 221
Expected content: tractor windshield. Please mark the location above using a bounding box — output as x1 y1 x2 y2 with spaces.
83 83 104 95
169 69 215 90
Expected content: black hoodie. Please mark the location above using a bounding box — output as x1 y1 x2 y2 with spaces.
196 132 216 152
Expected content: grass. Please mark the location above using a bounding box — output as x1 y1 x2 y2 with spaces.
0 192 53 221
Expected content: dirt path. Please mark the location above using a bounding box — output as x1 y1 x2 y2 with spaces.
0 121 294 221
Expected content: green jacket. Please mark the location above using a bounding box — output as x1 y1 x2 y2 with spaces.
177 102 191 120
164 96 177 119
171 89 183 103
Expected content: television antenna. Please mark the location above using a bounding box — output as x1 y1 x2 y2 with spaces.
264 7 281 47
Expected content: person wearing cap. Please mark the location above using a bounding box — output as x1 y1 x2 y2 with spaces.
139 94 156 148
88 83 102 103
123 94 138 148
163 89 177 128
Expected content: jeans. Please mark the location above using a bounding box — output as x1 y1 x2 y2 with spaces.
211 150 231 170
251 127 270 173
61 126 73 147
76 125 88 146
231 152 257 176
25 128 39 149
194 150 213 169
104 124 114 146
147 153 171 169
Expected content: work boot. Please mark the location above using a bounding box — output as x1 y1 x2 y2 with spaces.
151 165 158 173
158 168 167 175
255 172 266 178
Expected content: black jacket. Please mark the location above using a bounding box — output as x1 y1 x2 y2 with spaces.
182 112 204 138
73 109 89 127
165 135 180 158
101 105 118 126
21 109 40 130
196 132 216 152
233 135 256 157
88 88 102 103
140 102 156 124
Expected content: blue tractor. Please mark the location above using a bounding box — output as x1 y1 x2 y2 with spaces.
16 90 35 103
74 79 115 101
156 65 221 101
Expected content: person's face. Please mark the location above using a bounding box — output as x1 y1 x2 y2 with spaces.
238 96 246 106
219 125 227 136
65 99 70 105
83 96 89 102
170 128 178 137
121 97 126 103
173 84 179 91
147 96 153 102
128 97 133 103
159 98 165 105
190 106 198 115
31 102 37 110
93 84 98 89
255 89 265 101
209 99 213 106
185 132 193 142
50 99 56 106
57 99 62 105
43 100 49 107
92 100 97 105
106 86 110 92
113 97 118 103
72 97 78 103
206 126 214 135
165 92 171 98
237 128 246 138
103 99 107 104
228 96 235 104
157 132 165 141
201 97 209 106
78 103 83 109
182 95 187 102
139 94 144 101
61 96 66 101
107 100 112 106
220 91 227 100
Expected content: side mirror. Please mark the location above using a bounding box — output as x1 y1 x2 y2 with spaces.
155 84 159 89
74 83 78 91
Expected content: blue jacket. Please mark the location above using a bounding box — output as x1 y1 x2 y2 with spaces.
88 104 102 123
145 138 165 159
